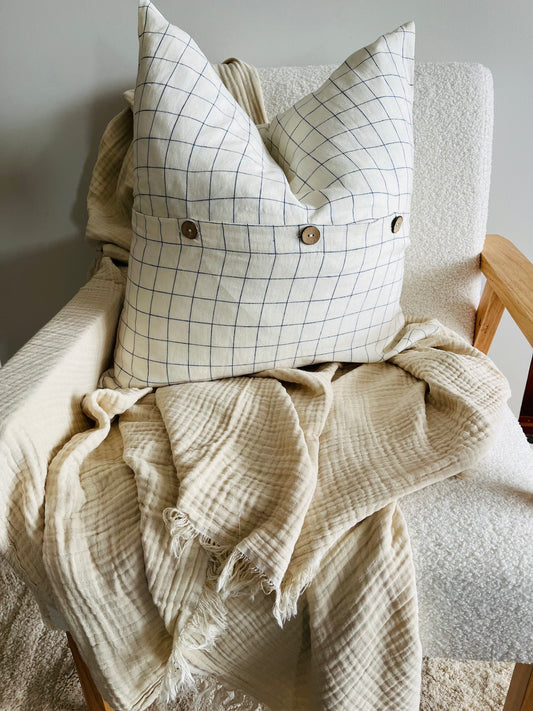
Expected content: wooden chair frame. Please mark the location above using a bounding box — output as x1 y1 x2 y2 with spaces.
67 233 533 711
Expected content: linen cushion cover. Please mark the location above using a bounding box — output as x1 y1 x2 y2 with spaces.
114 0 415 386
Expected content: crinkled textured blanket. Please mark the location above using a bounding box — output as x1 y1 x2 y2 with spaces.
3 61 510 711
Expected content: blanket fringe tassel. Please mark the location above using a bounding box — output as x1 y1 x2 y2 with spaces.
273 566 316 627
159 580 228 703
160 508 279 703
160 509 318 703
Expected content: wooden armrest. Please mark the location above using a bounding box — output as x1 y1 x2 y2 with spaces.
473 234 533 354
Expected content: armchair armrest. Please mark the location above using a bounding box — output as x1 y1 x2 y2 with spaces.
473 234 533 354
0 257 124 602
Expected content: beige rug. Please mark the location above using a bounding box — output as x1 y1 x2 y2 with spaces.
0 556 513 710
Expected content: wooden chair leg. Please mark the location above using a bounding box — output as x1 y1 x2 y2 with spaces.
66 632 115 711
503 663 533 711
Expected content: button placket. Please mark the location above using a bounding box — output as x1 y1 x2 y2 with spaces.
300 226 321 245
391 215 403 234
181 220 198 239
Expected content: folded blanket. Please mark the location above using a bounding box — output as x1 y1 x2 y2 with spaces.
1 59 510 711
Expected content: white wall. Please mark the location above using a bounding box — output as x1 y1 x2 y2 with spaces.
1 0 531 414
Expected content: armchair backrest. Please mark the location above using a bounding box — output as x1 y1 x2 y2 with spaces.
257 63 494 342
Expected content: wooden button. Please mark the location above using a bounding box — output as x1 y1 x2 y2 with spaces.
391 215 403 234
181 220 198 239
300 225 320 245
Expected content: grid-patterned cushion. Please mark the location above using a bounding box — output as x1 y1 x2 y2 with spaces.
114 0 415 386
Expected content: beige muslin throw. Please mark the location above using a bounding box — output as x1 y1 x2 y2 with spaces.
42 316 509 711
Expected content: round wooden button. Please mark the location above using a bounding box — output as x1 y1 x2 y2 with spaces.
300 225 321 245
181 220 198 239
391 215 403 234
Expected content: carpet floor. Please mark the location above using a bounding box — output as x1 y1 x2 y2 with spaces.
0 557 514 710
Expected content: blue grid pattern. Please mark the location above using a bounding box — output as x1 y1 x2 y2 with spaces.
114 1 415 386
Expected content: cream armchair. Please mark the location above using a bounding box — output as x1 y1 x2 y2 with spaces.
1 63 532 711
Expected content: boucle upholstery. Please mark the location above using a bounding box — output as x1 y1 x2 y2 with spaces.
403 404 533 661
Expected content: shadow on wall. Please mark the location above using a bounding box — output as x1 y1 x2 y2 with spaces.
0 239 95 366
0 88 131 367
70 90 131 236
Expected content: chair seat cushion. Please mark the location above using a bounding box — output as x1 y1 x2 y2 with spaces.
402 404 533 661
